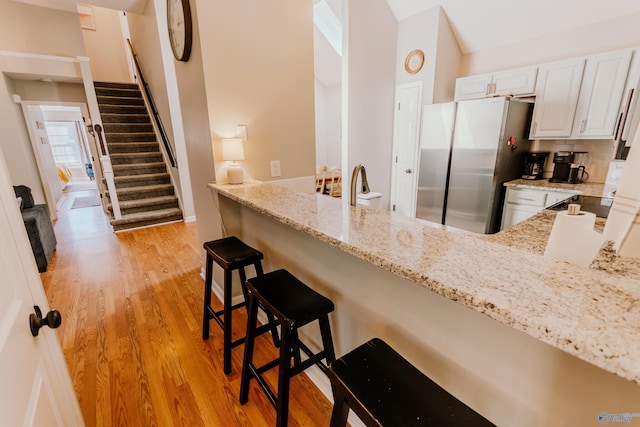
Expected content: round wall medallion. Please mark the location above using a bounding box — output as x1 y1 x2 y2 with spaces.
404 49 425 74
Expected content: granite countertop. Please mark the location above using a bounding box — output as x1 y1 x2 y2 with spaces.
209 181 640 384
505 178 607 197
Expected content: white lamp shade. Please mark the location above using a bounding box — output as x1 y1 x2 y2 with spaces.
222 138 245 161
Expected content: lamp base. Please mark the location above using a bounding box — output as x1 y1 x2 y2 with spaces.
227 163 244 184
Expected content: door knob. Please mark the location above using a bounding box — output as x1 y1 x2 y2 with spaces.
405 169 412 173
29 305 62 337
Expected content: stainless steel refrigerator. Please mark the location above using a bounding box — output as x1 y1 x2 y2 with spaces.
416 96 533 234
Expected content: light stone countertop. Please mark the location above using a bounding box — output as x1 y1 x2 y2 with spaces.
504 178 607 197
209 181 640 384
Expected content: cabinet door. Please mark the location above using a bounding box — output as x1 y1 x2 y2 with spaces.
454 74 493 101
501 203 542 229
493 67 538 97
620 49 640 145
545 191 577 207
530 58 585 139
572 49 632 139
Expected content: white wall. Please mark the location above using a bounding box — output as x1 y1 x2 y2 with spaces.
314 79 342 168
80 6 131 83
0 1 86 203
196 0 317 184
346 0 398 207
395 7 439 103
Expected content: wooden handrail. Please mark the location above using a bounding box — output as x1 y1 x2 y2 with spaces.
94 124 107 156
126 39 177 168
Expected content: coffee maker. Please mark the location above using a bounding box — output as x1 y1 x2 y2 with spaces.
550 152 589 183
522 152 549 180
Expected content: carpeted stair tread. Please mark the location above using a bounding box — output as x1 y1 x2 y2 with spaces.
103 123 154 133
101 113 151 124
110 152 164 165
107 195 179 216
114 173 170 188
115 195 179 208
106 184 175 201
112 162 167 175
107 142 160 153
104 133 157 143
97 95 145 106
110 208 183 232
98 104 148 115
94 81 138 90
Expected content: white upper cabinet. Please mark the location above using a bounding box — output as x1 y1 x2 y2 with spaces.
571 49 633 139
530 57 585 139
492 67 538 97
454 73 493 101
454 66 537 101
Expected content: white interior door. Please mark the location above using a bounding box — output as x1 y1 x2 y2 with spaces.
23 104 63 219
0 146 84 426
390 82 422 217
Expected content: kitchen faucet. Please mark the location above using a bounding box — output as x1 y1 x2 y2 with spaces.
350 164 370 206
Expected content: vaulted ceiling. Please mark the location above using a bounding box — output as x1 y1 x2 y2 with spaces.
385 0 640 53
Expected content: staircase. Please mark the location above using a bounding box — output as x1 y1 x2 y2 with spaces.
94 81 183 232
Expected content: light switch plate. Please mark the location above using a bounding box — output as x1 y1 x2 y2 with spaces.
270 160 281 177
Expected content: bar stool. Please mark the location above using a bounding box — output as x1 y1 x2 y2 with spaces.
327 338 496 427
202 236 279 374
240 269 336 427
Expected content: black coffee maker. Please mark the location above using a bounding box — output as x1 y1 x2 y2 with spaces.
550 152 589 183
522 152 549 180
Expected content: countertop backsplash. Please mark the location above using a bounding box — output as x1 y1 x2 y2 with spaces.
531 139 615 183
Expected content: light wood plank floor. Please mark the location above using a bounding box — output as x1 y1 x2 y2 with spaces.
40 192 334 426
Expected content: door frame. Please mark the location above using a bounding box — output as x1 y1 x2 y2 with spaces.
390 81 423 217
17 100 106 217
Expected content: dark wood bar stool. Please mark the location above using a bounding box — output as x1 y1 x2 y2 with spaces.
202 236 279 374
239 269 336 427
327 338 496 427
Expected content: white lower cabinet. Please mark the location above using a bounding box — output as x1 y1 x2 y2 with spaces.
501 187 577 230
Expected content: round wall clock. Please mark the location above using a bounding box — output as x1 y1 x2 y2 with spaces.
167 0 193 62
404 49 425 74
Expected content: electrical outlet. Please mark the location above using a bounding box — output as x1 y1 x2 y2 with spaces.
270 160 281 177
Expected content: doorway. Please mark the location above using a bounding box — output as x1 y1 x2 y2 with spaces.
20 102 104 219
390 82 423 217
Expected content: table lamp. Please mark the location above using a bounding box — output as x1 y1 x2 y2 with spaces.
222 138 245 184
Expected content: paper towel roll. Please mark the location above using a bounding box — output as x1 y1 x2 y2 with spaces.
544 211 605 267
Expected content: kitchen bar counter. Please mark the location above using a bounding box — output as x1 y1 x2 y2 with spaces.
505 178 607 197
209 181 640 385
485 209 640 279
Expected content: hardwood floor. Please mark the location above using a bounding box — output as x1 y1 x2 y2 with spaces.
40 193 334 426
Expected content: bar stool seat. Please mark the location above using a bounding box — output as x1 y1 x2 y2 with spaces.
202 236 279 374
240 269 336 427
327 338 496 427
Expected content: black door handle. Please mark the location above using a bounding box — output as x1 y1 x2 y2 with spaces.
29 305 62 337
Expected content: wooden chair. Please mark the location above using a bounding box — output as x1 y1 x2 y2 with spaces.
325 165 342 197
315 165 328 193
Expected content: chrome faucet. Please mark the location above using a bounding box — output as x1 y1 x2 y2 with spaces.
350 164 370 206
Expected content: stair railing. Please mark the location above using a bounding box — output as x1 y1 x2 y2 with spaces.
94 124 122 220
126 38 177 168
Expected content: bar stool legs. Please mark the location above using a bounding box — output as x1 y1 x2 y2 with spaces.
202 237 279 375
239 269 336 427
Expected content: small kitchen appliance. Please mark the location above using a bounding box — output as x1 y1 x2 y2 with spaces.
550 152 589 183
549 152 573 183
522 152 549 180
